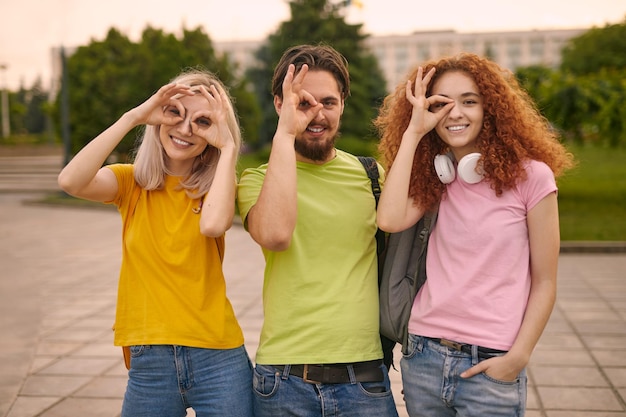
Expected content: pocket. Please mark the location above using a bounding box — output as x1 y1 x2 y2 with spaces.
252 365 280 398
402 334 420 359
358 380 393 396
480 370 524 385
129 345 146 358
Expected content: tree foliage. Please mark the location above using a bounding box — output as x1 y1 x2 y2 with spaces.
517 17 626 147
561 16 626 75
246 0 388 149
58 26 260 157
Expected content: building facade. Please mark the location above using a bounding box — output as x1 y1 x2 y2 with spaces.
215 27 585 92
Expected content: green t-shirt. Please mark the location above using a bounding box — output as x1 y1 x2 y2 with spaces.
237 149 384 364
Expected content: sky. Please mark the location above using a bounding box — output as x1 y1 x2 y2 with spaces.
1 0 625 91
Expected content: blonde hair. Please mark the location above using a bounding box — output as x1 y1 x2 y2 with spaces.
132 69 242 198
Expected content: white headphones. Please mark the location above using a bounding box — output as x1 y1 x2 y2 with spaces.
434 152 484 184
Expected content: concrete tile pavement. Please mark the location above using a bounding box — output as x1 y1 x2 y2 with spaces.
1 153 625 416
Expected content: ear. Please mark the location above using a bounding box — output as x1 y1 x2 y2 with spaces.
340 100 345 115
273 95 283 115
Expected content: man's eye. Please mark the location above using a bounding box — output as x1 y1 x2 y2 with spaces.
299 101 312 109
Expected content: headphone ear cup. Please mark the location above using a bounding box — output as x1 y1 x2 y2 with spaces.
457 152 484 184
434 154 455 184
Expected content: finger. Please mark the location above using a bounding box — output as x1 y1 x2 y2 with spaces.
282 64 296 91
426 95 454 108
413 66 424 97
196 85 216 104
162 97 186 124
421 67 437 87
292 64 309 86
460 363 484 379
405 80 414 100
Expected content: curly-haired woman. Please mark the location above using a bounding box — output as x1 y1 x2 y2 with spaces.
374 53 574 417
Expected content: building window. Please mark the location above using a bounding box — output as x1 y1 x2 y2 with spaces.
507 39 522 67
462 40 476 53
530 38 545 63
416 43 430 62
439 41 453 56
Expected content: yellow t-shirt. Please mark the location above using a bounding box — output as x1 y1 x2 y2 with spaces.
107 164 244 349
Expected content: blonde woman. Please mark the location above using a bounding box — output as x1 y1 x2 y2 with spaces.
58 69 253 417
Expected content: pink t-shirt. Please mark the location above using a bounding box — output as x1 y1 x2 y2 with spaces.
408 160 557 351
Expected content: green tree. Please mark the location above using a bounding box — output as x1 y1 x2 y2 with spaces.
561 17 626 75
22 78 49 134
58 26 260 157
246 0 387 150
517 18 626 147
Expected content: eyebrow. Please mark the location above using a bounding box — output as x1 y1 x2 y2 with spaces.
437 92 481 99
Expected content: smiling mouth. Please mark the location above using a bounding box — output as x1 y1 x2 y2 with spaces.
171 137 192 146
447 125 468 132
306 126 325 134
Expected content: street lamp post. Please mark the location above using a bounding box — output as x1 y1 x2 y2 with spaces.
0 64 9 139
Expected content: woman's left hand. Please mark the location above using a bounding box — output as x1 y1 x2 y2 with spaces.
460 355 522 382
191 84 236 151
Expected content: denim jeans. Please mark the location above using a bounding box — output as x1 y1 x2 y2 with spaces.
252 363 399 417
401 335 527 417
121 345 253 417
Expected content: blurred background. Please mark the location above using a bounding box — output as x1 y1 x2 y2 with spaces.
1 0 625 241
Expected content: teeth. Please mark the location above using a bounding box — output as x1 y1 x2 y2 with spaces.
172 137 191 146
447 125 466 132
308 127 323 133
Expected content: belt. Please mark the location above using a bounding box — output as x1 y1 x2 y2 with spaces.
427 338 508 359
273 360 384 384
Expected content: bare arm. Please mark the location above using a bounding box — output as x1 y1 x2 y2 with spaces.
246 64 323 251
195 84 239 237
461 192 560 380
377 67 453 232
57 83 191 202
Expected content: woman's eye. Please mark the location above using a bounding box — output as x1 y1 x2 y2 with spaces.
430 102 446 112
168 108 181 116
196 117 211 126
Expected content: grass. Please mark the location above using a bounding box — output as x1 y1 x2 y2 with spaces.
238 143 626 241
5 138 625 241
557 144 626 241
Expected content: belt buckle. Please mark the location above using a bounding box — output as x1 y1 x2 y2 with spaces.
439 338 464 351
302 364 322 384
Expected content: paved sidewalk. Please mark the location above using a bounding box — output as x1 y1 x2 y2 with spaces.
0 153 625 416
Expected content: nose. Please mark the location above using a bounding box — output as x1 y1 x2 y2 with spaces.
448 102 462 118
312 108 325 122
177 116 193 136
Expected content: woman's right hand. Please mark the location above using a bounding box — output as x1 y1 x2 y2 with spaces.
127 83 193 127
404 66 454 139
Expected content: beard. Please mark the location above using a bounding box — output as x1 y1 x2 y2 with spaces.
294 131 339 162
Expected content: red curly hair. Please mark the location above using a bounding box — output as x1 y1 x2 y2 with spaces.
374 53 575 211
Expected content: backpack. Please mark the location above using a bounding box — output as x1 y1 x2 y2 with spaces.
358 156 438 367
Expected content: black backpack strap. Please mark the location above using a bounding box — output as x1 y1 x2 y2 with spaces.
357 156 386 256
357 156 382 205
358 156 395 370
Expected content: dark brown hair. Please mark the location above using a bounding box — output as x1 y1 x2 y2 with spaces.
271 44 350 100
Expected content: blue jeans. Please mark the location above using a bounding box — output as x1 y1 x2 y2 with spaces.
121 345 253 417
252 363 399 417
401 335 527 417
